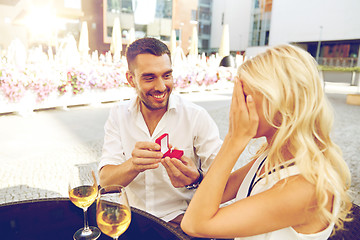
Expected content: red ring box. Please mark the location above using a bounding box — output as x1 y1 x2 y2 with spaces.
155 133 184 159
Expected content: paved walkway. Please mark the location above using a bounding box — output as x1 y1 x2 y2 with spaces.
0 82 359 205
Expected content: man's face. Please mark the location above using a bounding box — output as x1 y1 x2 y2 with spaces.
127 53 173 112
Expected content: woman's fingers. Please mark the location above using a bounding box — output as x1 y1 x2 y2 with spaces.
246 95 259 135
230 78 244 131
228 77 259 140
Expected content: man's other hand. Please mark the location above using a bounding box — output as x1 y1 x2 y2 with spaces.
161 155 200 188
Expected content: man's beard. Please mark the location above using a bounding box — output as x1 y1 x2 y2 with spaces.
138 89 170 111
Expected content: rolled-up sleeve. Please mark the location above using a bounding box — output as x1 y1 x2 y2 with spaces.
98 105 126 171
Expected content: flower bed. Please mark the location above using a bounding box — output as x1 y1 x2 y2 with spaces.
0 60 236 114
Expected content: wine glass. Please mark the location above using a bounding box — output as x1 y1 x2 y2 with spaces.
96 185 131 240
68 169 101 240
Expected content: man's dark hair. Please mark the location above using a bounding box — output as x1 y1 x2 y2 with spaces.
126 37 171 72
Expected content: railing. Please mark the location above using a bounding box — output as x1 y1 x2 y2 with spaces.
318 57 358 68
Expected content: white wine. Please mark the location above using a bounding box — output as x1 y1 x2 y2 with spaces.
96 204 131 238
69 185 98 209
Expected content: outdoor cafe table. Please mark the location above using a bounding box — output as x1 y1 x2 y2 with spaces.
0 198 190 240
2 197 358 240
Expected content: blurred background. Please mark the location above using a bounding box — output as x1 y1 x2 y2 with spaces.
0 0 359 64
0 0 359 206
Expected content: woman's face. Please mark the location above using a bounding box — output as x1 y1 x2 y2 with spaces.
242 81 276 142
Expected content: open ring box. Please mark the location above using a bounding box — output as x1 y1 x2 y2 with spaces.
155 133 184 159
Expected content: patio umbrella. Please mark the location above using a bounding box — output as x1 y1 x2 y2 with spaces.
110 17 122 62
189 25 198 56
128 27 136 45
172 46 186 69
218 24 230 58
78 21 89 57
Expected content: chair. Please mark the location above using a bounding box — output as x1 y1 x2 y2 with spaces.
329 203 360 240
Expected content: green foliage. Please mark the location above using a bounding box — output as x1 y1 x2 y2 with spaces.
318 65 360 72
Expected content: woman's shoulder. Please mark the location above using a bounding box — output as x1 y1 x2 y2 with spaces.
254 166 319 215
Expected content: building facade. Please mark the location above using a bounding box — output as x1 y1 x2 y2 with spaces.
0 0 84 53
210 0 251 54
88 0 198 55
1 0 359 66
269 0 360 67
197 0 212 54
0 0 198 56
210 0 360 66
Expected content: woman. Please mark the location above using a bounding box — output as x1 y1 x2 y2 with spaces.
181 45 352 240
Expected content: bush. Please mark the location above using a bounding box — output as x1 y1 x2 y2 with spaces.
318 66 360 72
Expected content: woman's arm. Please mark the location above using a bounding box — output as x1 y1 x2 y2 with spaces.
183 173 319 239
181 78 260 236
181 135 251 237
221 160 256 203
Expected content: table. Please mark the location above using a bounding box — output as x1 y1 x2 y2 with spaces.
0 198 190 240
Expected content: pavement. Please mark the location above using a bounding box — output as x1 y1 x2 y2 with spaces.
0 82 359 206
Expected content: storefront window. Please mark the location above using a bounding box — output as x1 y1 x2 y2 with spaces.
104 0 172 43
249 0 272 46
156 0 172 19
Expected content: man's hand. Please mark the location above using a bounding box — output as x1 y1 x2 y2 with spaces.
131 141 163 173
161 155 200 188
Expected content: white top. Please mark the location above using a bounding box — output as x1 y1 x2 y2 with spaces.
99 94 222 221
235 152 339 240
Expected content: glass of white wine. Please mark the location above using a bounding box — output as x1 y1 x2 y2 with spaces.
96 185 131 240
68 169 101 240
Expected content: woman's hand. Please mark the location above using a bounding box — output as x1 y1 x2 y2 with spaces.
227 77 259 143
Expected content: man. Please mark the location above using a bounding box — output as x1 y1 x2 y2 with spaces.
99 37 222 227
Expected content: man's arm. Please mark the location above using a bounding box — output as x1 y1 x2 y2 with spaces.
99 160 139 187
100 141 163 187
160 107 222 188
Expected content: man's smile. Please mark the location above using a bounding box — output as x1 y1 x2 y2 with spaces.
151 92 167 101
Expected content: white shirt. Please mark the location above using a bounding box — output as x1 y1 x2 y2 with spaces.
235 153 339 240
99 94 222 221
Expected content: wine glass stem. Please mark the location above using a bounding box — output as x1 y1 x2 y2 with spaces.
83 207 90 231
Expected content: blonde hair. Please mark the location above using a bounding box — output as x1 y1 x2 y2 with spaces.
238 44 352 232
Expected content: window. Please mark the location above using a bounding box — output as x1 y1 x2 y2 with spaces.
107 0 133 13
104 0 173 43
202 39 209 49
107 26 113 37
191 10 198 21
200 24 211 35
254 0 259 9
175 29 180 41
107 0 121 12
121 0 133 13
265 30 269 45
156 0 172 19
160 35 170 41
249 0 272 46
200 0 212 5
199 7 211 20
